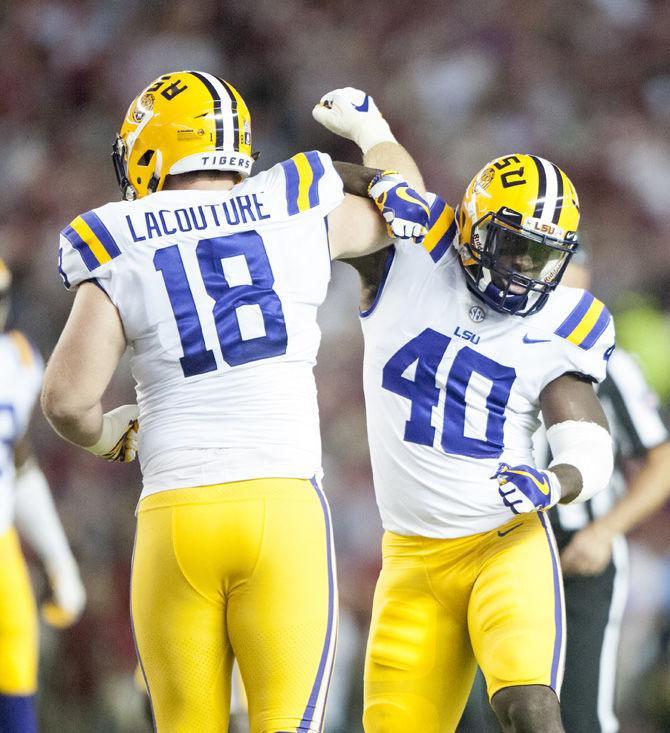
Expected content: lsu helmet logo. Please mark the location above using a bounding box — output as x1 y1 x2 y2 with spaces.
455 153 580 317
474 166 496 194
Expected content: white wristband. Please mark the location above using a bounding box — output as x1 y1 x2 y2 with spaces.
547 420 614 503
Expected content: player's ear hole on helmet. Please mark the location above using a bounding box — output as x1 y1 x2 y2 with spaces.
137 150 155 167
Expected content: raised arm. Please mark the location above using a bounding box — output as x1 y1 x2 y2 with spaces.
314 88 429 296
313 88 425 192
326 166 430 260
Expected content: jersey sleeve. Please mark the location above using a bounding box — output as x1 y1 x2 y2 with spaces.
551 290 615 384
58 208 123 290
602 349 669 458
419 193 457 264
276 151 344 218
8 330 44 428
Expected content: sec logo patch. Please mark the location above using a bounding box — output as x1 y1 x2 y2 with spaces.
469 305 486 323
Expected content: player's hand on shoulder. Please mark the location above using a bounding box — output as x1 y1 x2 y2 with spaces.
312 87 396 153
493 462 561 514
369 171 430 242
42 560 86 628
85 404 139 463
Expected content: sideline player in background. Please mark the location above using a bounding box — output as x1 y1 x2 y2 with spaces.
0 259 85 733
315 89 615 733
41 71 429 733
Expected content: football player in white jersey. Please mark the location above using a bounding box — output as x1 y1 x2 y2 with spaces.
41 71 430 733
0 259 85 733
314 89 615 733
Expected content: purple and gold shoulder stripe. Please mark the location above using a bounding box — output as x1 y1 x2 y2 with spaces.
422 197 457 262
555 291 611 350
61 211 121 271
280 151 326 215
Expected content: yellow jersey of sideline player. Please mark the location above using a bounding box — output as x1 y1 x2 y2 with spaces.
44 71 429 733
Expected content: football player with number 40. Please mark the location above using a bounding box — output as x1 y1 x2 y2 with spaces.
41 71 430 733
314 88 615 733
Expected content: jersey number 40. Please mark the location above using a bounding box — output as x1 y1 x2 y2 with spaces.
383 328 516 459
155 231 288 377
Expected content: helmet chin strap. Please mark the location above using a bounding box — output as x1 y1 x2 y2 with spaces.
148 149 163 194
481 281 528 310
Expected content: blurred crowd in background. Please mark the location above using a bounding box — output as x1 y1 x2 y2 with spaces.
2 0 670 730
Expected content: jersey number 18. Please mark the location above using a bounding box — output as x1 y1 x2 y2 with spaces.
155 231 288 377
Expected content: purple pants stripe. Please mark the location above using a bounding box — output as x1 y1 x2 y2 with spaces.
129 531 157 733
297 478 337 731
539 511 564 691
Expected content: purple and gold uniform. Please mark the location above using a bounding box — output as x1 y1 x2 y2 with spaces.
59 149 343 732
0 332 42 698
360 194 614 731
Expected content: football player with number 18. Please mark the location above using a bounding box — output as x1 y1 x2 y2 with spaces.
41 71 430 733
314 88 615 733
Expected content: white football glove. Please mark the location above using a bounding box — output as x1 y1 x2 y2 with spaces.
312 87 397 153
85 404 139 462
42 560 86 628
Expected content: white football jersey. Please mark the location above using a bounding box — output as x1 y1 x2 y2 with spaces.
58 152 343 498
361 202 615 538
0 331 43 533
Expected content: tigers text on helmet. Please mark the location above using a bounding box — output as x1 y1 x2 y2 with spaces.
455 154 580 317
112 71 255 201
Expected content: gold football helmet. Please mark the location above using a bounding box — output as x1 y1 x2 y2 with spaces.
112 71 255 200
455 154 580 316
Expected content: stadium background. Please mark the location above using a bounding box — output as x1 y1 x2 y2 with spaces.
2 0 670 730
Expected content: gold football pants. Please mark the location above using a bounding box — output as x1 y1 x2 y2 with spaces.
131 478 337 733
0 527 38 695
364 512 565 733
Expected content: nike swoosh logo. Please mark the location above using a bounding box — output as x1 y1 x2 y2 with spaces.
396 187 430 216
353 94 370 112
523 334 551 344
506 469 550 495
498 522 523 538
